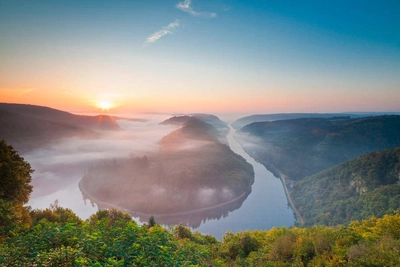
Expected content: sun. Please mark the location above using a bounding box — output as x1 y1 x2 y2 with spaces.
96 100 113 111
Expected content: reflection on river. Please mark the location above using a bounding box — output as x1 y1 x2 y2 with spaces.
28 119 295 239
88 189 251 229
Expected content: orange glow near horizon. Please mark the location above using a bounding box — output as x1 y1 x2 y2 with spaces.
95 100 114 112
1 85 400 117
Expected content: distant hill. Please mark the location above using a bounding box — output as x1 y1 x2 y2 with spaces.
0 103 122 131
80 117 254 218
161 117 219 143
231 113 364 129
161 114 229 145
232 112 400 129
291 147 400 226
0 109 98 153
160 115 192 126
190 113 229 130
236 115 400 180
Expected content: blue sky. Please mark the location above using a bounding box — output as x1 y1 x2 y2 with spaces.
1 0 399 115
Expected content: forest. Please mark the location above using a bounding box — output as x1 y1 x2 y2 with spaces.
237 115 400 180
291 147 400 226
2 127 400 266
235 115 400 228
3 198 400 266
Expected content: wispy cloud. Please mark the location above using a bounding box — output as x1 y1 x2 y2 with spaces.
176 0 198 15
145 20 180 45
176 0 216 17
144 1 216 45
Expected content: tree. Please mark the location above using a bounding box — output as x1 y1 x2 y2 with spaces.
0 140 33 239
148 215 156 227
30 200 82 226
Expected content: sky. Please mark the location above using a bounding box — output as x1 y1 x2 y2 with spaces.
1 0 399 116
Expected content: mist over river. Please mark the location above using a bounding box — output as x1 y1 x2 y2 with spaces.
196 125 295 238
27 118 294 239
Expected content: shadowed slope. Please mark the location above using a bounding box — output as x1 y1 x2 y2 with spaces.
0 109 98 153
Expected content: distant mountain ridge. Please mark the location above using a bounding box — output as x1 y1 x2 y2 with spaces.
231 112 400 129
0 109 98 153
0 103 122 131
0 103 143 153
236 115 400 180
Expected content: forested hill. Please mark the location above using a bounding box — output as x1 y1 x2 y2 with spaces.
161 114 229 144
0 103 131 131
190 113 229 132
231 113 363 129
0 109 98 153
237 115 400 180
291 147 400 226
161 114 227 130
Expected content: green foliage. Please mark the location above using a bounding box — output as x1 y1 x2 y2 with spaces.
148 215 156 228
0 140 33 203
88 209 133 226
30 200 83 226
0 208 217 266
0 140 33 239
1 207 400 266
174 223 193 239
291 147 400 226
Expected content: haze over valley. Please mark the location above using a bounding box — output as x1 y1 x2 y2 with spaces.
1 102 400 234
1 1 400 265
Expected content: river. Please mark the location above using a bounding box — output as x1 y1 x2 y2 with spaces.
27 120 294 239
195 125 295 238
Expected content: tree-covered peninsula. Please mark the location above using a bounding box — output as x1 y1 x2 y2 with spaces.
79 117 254 216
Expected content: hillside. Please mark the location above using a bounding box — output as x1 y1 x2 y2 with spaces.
231 112 400 129
161 114 229 144
0 109 98 153
190 113 229 131
80 117 254 221
160 115 193 126
237 115 400 180
0 103 123 131
291 147 400 226
231 113 363 129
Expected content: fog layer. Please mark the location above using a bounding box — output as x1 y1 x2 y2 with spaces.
27 115 177 218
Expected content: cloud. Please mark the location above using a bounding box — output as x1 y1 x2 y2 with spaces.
144 1 216 45
176 0 198 15
176 0 216 17
145 20 180 45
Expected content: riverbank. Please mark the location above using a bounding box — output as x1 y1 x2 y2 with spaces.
262 163 304 225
